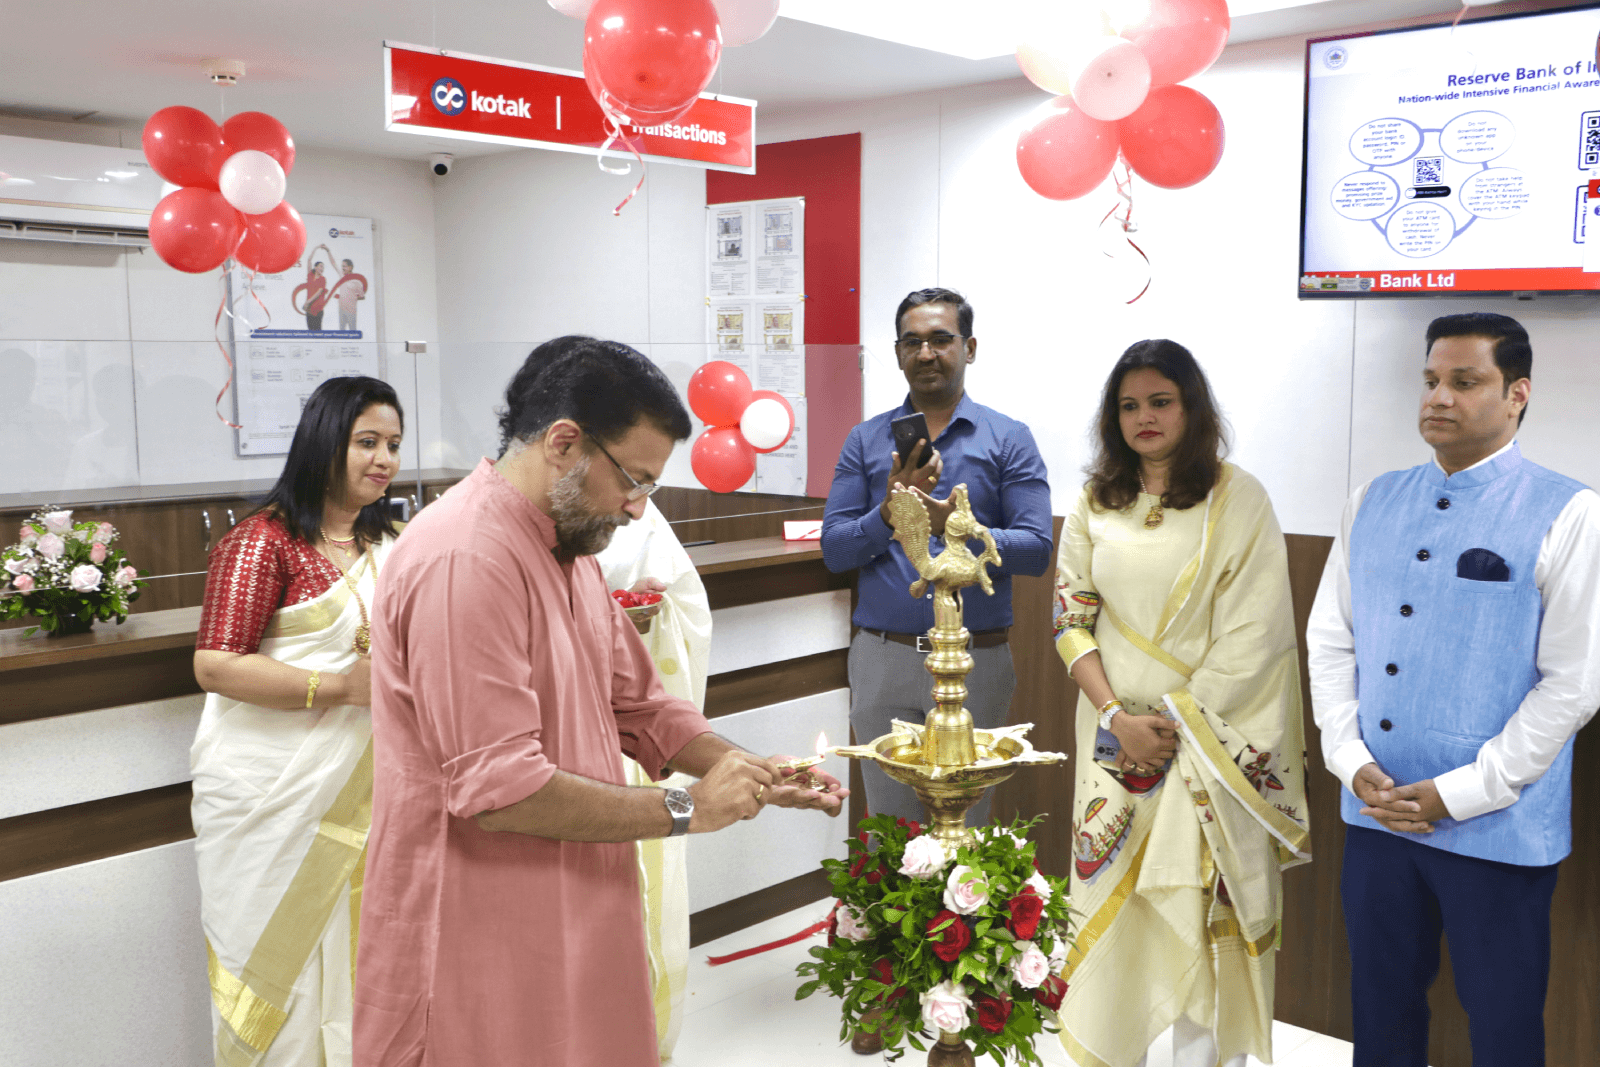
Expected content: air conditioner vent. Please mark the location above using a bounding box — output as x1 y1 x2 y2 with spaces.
0 217 149 249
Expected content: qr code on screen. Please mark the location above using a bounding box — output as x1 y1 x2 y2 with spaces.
1414 156 1444 186
1580 112 1600 169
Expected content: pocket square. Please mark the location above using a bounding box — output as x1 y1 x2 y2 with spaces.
1457 548 1510 582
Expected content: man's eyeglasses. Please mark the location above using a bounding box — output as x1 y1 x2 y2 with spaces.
894 333 963 359
584 430 661 501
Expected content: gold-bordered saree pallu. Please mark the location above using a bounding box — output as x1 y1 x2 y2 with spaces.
191 539 394 1067
1051 467 1311 1067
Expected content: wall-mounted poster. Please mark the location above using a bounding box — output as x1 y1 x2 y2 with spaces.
226 215 382 456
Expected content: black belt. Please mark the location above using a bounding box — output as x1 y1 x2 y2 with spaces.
860 626 1010 652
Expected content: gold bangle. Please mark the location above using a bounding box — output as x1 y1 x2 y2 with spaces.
1098 698 1124 714
305 669 322 709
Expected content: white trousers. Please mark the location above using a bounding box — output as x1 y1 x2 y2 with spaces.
1133 1015 1249 1067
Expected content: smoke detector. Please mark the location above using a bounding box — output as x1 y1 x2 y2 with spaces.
202 58 247 86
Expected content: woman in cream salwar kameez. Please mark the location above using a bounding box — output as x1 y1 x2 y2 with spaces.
1052 341 1311 1067
192 377 406 1067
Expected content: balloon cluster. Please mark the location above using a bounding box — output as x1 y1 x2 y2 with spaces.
685 361 795 493
1015 0 1228 199
142 107 307 274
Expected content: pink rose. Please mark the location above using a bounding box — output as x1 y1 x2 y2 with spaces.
1008 940 1050 989
1025 870 1052 901
93 522 114 544
919 980 972 1035
19 524 37 546
943 864 990 915
1047 933 1069 973
69 564 102 593
90 542 108 564
36 533 64 559
114 565 138 590
836 904 873 942
12 573 34 593
898 835 949 880
41 510 73 534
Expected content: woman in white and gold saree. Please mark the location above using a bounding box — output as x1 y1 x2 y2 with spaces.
191 377 405 1067
1051 341 1311 1067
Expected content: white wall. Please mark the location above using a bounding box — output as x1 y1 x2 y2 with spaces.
752 35 1600 537
0 131 442 494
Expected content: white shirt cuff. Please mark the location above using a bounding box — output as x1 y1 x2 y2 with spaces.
1327 740 1378 797
1434 764 1503 822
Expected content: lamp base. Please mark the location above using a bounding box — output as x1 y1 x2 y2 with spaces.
927 1031 975 1067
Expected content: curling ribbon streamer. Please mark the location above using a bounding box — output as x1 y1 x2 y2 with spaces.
210 249 275 429
594 104 648 216
1100 157 1152 305
705 914 832 966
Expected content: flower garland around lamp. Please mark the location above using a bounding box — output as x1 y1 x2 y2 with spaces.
797 814 1075 1065
0 510 148 637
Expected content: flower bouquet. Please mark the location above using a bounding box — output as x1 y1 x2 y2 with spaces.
797 814 1075 1065
1 510 147 637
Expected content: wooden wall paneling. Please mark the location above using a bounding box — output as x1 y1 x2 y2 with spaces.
689 868 832 948
653 486 827 546
700 558 851 612
0 782 195 883
0 645 200 726
703 648 848 720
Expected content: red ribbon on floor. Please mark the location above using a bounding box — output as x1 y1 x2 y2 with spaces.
705 914 831 966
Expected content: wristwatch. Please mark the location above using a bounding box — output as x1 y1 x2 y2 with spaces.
664 787 694 837
1097 699 1125 732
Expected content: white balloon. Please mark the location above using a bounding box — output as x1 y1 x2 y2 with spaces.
218 150 286 216
548 0 595 17
1070 37 1151 122
714 0 780 46
740 396 793 451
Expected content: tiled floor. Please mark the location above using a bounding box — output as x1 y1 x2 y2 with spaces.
674 902 1360 1067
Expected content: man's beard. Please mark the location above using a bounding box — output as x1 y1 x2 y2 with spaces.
548 456 627 556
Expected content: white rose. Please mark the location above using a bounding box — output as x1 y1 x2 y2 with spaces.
36 533 65 559
4 556 37 576
919 980 972 1035
898 835 949 880
1009 940 1051 989
1025 870 1052 902
943 864 990 915
1047 932 1070 972
42 510 73 534
836 904 873 942
68 564 102 593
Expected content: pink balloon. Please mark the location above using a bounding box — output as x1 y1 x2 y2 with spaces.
220 112 296 178
141 106 225 190
583 0 723 127
1069 37 1151 122
235 201 307 274
148 188 244 273
1016 97 1120 201
740 391 794 452
687 360 754 427
1117 0 1231 87
691 426 756 493
714 0 779 46
1118 84 1225 189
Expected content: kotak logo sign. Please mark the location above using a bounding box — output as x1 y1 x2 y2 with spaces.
431 77 466 115
471 91 532 118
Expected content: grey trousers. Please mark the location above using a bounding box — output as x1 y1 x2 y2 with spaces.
847 629 1017 827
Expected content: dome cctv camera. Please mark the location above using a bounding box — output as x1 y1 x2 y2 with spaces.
429 153 454 176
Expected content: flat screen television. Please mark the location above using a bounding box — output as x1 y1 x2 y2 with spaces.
1300 3 1600 296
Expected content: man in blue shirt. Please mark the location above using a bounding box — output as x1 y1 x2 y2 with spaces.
822 287 1052 826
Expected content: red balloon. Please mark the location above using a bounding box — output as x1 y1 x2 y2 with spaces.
691 426 756 493
1118 85 1224 189
1118 0 1230 87
221 112 297 178
148 188 245 273
687 360 753 427
1016 97 1120 201
142 106 225 190
235 201 307 274
583 0 722 126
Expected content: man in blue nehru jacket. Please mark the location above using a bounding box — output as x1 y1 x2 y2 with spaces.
822 287 1051 826
1308 312 1600 1066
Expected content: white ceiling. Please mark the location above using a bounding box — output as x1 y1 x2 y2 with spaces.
0 0 1552 160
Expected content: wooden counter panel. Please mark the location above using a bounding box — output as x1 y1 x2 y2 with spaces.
701 557 852 611
0 782 195 883
1 645 201 727
703 648 848 720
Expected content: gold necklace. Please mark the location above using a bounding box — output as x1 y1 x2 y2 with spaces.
1137 471 1164 529
323 534 375 654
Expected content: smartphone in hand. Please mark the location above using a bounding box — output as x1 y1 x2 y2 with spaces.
890 412 934 470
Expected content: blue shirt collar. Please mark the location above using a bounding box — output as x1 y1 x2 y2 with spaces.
1423 439 1522 489
896 392 978 437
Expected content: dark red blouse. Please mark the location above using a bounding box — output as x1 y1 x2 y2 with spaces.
195 513 344 655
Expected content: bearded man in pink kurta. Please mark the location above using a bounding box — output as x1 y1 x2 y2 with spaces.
356 337 845 1067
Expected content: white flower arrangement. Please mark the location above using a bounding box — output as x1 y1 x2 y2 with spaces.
1 510 145 637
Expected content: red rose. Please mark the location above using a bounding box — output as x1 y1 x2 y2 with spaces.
1034 974 1067 1011
927 909 972 962
848 853 867 878
974 992 1013 1034
895 817 923 838
1007 885 1045 940
866 867 882 885
870 957 908 1002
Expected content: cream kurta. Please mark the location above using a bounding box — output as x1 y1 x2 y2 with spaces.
1051 465 1311 1067
356 460 714 1067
